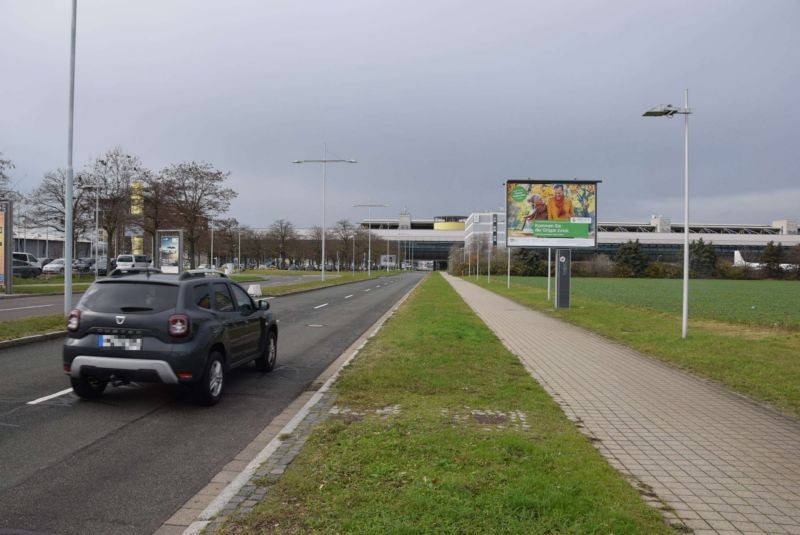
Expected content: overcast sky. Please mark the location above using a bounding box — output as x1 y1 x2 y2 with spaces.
1 0 798 228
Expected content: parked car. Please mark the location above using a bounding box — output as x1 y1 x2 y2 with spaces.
115 254 152 270
38 257 55 269
43 258 67 274
63 269 278 405
42 258 92 274
13 252 41 269
13 259 41 278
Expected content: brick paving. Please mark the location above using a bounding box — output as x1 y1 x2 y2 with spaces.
444 274 800 535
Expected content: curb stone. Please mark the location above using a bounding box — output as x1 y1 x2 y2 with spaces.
0 331 64 350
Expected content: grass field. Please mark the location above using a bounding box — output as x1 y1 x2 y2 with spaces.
220 274 673 534
471 276 800 417
492 276 800 329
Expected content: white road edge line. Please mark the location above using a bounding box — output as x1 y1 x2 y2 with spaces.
314 303 329 309
184 274 428 534
344 294 354 299
0 304 56 312
27 388 73 405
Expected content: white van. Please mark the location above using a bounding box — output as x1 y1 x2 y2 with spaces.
115 254 152 270
13 252 41 269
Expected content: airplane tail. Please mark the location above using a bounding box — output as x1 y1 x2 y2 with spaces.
733 251 746 266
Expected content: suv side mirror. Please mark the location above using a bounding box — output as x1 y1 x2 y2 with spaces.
257 299 270 311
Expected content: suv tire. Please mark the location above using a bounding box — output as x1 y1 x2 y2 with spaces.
194 351 225 406
255 331 277 372
71 376 108 399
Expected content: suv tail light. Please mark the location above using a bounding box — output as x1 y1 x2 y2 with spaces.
67 309 81 332
169 314 190 337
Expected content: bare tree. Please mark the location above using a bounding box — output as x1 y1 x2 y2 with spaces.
268 219 296 268
0 152 14 198
140 171 178 256
28 168 94 250
85 148 147 259
161 161 236 268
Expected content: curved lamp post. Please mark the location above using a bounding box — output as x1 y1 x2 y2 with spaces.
643 90 692 339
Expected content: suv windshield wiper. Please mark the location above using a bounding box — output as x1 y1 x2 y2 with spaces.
119 306 154 312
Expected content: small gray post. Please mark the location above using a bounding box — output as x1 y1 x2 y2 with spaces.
554 249 571 309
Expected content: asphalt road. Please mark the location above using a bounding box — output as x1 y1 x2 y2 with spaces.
0 274 324 322
0 272 425 535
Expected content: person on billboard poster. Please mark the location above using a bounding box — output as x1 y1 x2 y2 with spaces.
546 184 574 221
524 194 549 224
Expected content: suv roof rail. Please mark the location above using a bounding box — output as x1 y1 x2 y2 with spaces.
178 269 229 280
108 267 162 277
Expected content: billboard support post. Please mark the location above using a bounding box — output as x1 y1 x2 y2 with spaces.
547 248 551 301
555 249 571 309
0 200 13 295
507 246 511 289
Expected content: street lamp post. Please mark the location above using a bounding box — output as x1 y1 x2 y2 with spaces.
293 144 357 282
64 0 77 315
643 90 692 339
209 219 214 268
353 203 388 278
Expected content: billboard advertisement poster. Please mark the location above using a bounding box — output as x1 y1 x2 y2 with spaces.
159 235 180 274
379 254 397 268
506 180 598 248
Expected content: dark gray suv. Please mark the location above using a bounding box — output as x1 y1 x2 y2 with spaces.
63 269 278 405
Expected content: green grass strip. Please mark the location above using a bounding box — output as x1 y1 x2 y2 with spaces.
0 314 64 342
473 277 800 418
220 273 672 534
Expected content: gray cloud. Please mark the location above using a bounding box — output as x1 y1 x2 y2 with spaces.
1 0 798 227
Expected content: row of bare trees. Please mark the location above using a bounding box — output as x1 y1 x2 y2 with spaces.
4 148 393 270
12 147 236 267
217 218 393 271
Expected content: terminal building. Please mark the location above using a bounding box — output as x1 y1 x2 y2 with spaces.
361 213 800 269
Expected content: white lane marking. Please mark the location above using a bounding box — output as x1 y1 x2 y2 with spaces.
375 285 381 288
27 388 74 405
314 303 329 309
344 294 354 299
0 304 55 312
307 324 324 328
364 288 371 292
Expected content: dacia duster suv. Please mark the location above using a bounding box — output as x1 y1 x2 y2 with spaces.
63 269 277 405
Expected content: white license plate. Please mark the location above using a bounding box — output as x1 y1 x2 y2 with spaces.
98 335 142 351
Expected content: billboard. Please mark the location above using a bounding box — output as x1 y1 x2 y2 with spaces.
159 234 181 274
506 180 598 248
379 254 397 268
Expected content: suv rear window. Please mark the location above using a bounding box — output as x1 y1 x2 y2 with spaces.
117 255 133 262
80 282 179 313
135 255 149 263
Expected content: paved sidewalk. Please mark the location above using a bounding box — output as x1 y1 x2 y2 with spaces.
444 274 800 535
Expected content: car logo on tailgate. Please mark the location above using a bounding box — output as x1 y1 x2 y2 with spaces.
116 315 126 325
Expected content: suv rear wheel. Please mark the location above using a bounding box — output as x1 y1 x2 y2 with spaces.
194 351 225 405
71 376 108 399
255 331 277 372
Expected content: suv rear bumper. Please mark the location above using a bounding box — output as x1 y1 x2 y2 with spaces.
69 356 179 384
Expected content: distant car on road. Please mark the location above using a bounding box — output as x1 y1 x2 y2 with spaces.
63 269 278 405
